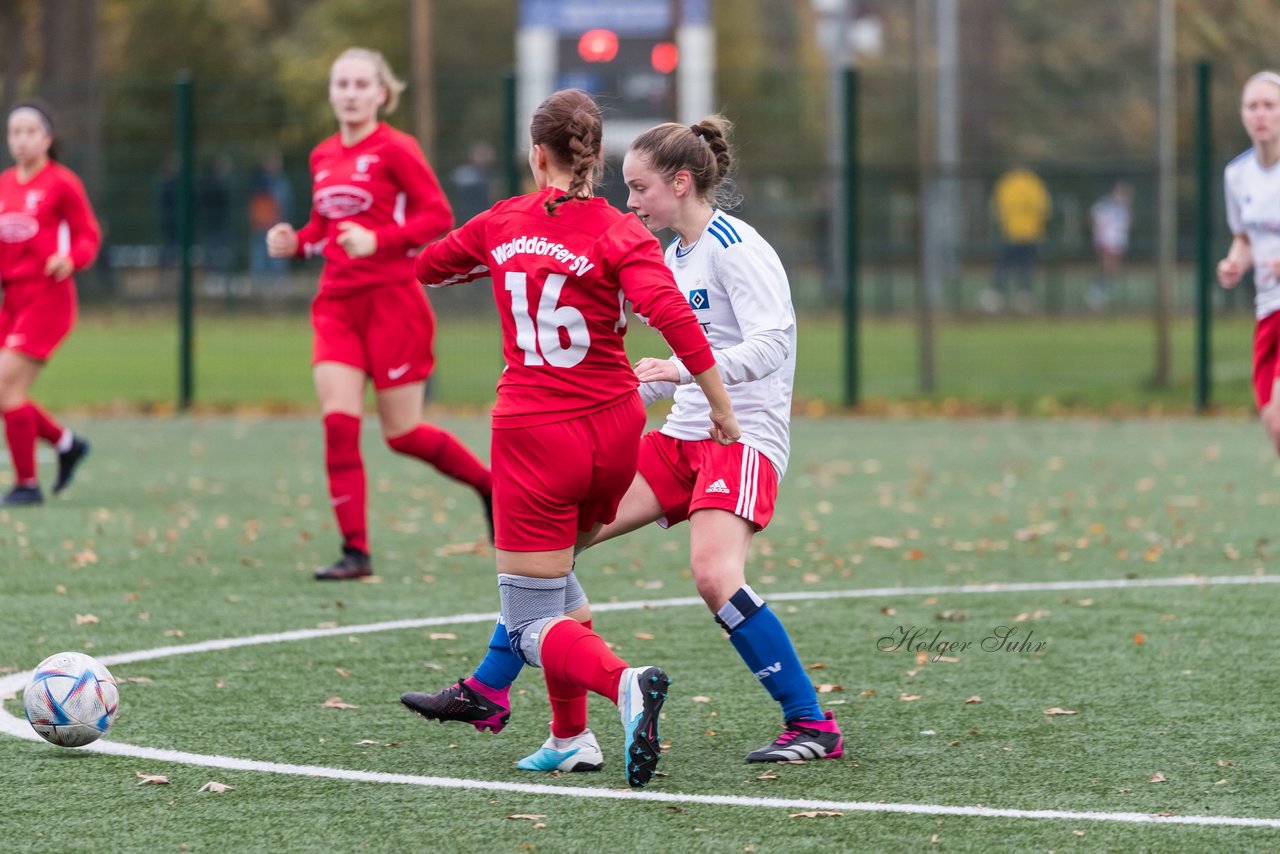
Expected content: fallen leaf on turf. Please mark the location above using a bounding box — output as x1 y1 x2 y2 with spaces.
1072 830 1085 837
164 629 185 638
807 662 827 670
965 695 982 704
880 606 896 616
215 678 225 689
900 693 921 702
435 541 485 556
75 614 99 625
1149 772 1167 783
1043 707 1076 716
756 772 780 780
507 814 546 821
198 781 232 793
335 668 350 678
316 622 338 629
692 695 711 703
634 632 655 640
356 739 379 745
124 592 140 602
816 684 844 693
869 536 900 548
321 696 358 709
859 689 876 696
428 633 457 641
790 811 842 818
136 772 170 785
1217 760 1233 767
1134 632 1145 645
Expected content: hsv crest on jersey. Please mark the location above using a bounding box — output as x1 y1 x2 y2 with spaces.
688 288 709 310
314 185 375 219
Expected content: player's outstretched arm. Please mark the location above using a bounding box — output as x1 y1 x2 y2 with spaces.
690 366 739 445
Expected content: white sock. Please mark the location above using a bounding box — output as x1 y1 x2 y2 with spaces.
56 430 74 453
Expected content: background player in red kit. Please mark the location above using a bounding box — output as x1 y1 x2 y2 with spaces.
267 48 492 580
403 89 740 788
0 101 97 506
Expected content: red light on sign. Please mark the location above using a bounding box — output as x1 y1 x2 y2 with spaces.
651 42 678 74
578 29 619 63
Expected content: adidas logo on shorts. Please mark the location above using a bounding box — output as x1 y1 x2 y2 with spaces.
705 478 731 494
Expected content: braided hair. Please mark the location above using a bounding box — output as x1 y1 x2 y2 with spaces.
530 89 603 215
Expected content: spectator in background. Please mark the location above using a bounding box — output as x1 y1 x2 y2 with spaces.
983 165 1051 314
450 139 497 222
199 154 234 286
1086 180 1133 312
249 151 292 289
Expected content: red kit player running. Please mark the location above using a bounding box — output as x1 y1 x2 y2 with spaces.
403 89 740 788
267 48 492 579
0 101 97 506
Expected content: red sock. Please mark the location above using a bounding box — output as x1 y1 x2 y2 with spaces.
3 404 38 485
323 413 367 554
540 618 627 706
28 402 64 445
387 424 491 495
547 618 591 738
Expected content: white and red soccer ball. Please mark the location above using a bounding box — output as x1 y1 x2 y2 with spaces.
23 652 119 747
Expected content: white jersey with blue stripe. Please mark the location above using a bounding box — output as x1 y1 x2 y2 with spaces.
642 210 796 478
1225 147 1280 319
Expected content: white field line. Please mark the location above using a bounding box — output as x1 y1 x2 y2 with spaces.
2 573 1279 831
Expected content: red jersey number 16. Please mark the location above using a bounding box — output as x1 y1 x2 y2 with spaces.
505 272 591 368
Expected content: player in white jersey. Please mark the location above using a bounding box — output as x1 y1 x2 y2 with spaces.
1219 70 1280 451
575 115 843 763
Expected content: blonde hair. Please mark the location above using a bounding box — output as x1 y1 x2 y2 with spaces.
333 47 406 116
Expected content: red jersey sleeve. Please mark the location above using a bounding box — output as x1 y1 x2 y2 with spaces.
414 208 494 287
603 217 715 376
59 167 101 270
372 135 453 255
293 147 327 257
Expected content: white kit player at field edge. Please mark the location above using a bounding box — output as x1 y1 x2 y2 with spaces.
1218 70 1280 453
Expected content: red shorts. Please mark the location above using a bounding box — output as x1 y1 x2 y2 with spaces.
0 279 77 361
312 281 435 389
638 431 779 531
491 394 645 552
1254 311 1280 408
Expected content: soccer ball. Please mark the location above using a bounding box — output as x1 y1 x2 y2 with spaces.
23 652 119 748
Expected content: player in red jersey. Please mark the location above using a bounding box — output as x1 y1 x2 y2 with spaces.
267 48 492 580
0 101 97 506
402 89 740 788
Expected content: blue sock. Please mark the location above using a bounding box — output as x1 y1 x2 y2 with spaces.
718 586 824 723
472 617 524 690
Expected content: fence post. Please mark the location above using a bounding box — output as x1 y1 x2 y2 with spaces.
843 65 860 408
1195 60 1213 412
501 70 521 198
175 72 195 411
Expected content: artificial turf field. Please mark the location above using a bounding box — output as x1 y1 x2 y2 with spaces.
2 415 1279 852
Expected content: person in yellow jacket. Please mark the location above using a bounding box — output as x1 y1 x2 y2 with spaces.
983 165 1051 313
